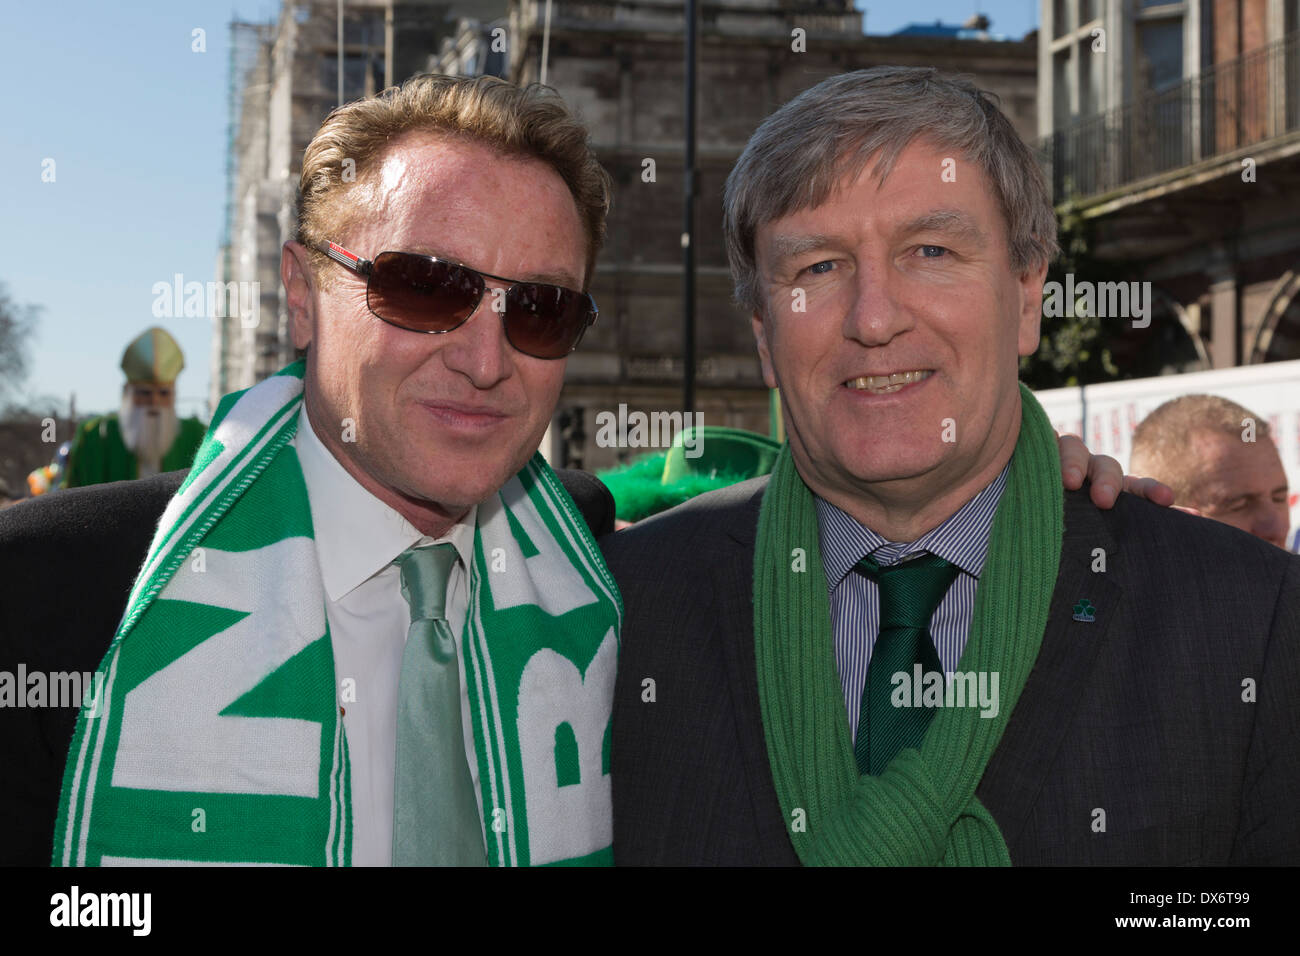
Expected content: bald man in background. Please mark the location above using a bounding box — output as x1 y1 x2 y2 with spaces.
1130 394 1290 549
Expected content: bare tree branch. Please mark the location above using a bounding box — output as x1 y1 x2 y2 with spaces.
0 282 41 401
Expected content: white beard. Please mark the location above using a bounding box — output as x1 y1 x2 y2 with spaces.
119 394 180 478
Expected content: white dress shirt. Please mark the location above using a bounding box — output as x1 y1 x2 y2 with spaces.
291 406 483 866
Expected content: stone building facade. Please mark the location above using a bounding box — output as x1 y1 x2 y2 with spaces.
1039 0 1300 376
219 0 1040 469
466 0 1039 469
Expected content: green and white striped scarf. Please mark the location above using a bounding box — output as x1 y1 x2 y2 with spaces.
54 360 621 866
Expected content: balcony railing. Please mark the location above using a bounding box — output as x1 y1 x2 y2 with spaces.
1040 30 1300 203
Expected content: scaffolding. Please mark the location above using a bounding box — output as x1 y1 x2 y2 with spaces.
215 19 275 404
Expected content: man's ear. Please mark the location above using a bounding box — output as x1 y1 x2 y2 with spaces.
751 308 778 389
282 241 318 351
1016 258 1048 357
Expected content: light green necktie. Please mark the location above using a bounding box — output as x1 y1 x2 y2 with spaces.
392 543 486 866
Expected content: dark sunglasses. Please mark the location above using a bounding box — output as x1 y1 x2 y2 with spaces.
317 241 597 360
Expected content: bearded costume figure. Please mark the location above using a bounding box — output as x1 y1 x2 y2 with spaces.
61 327 206 488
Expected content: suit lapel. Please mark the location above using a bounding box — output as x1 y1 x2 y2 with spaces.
976 489 1124 852
716 479 800 864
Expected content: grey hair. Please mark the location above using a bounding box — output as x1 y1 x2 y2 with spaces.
723 66 1060 315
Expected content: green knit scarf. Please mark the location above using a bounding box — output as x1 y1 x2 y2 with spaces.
754 384 1063 865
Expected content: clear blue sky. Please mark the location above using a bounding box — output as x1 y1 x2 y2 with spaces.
861 0 1037 38
1 0 1037 421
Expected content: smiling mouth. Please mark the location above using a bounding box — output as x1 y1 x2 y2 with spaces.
844 370 933 395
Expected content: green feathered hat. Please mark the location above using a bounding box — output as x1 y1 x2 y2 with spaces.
121 326 185 384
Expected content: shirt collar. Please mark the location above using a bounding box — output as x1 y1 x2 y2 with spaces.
292 405 476 602
814 461 1011 592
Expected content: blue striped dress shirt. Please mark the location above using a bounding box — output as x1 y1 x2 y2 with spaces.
814 462 1010 743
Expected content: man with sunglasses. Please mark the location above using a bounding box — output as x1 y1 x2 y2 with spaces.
2 73 1151 868
8 75 619 869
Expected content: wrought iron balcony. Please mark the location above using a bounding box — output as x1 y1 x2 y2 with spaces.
1040 30 1300 204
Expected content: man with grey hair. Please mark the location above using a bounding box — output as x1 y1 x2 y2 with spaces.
1130 394 1291 549
604 66 1300 865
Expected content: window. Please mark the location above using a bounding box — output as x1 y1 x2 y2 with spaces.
320 53 384 101
1138 19 1184 91
1054 0 1070 38
1054 50 1071 127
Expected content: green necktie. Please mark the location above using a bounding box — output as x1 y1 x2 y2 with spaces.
853 552 960 776
392 543 486 866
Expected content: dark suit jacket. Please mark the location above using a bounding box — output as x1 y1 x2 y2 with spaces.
603 476 1300 865
0 467 615 867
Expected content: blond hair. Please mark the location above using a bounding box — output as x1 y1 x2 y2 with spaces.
1130 394 1272 503
297 74 612 289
